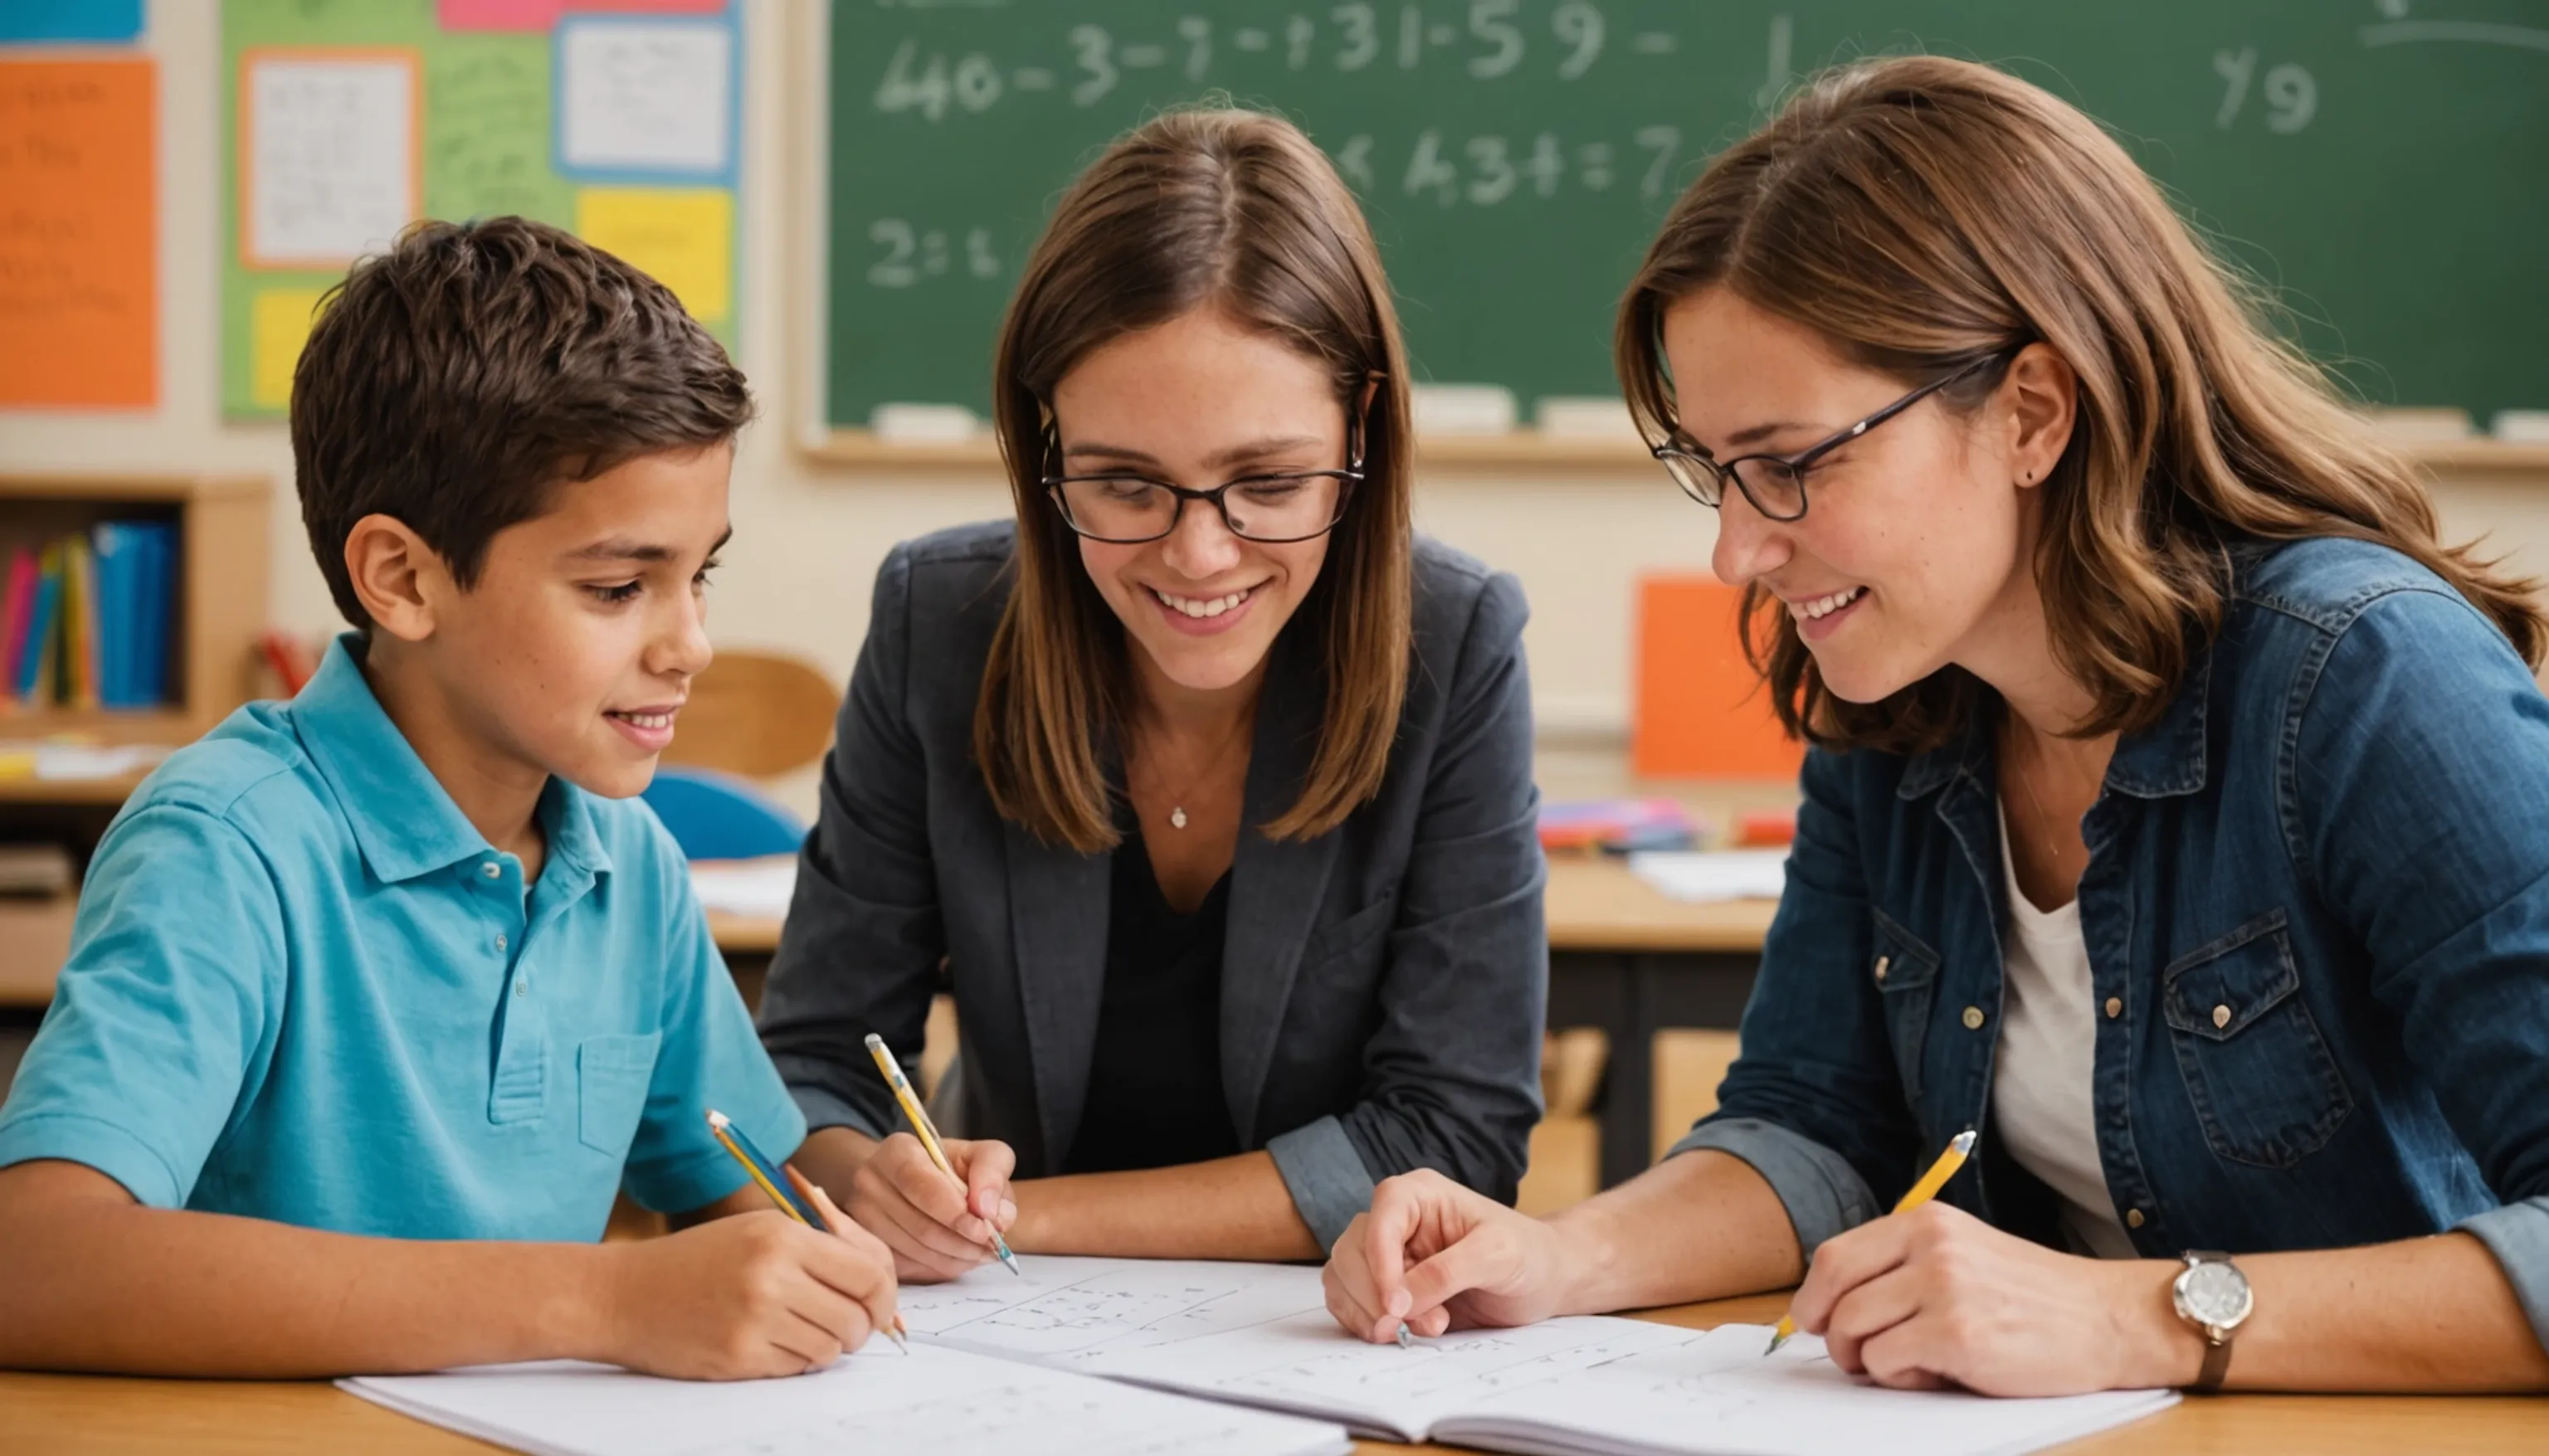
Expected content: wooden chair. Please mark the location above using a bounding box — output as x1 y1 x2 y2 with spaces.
657 650 841 779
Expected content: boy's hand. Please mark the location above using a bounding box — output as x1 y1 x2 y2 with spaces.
846 1132 1017 1283
595 1210 898 1380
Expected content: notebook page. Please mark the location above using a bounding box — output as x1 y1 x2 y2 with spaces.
339 1342 1351 1456
1437 1323 2179 1456
897 1255 1328 1367
1086 1308 1699 1440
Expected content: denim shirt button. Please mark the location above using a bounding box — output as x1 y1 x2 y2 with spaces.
2211 1003 2232 1030
2104 996 2123 1019
2127 1208 2146 1229
1874 956 1891 985
1961 1006 1986 1030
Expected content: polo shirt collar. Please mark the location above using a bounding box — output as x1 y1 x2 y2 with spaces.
295 635 614 887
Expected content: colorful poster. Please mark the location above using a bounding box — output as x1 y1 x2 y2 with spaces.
221 0 739 417
576 185 731 324
0 57 157 407
241 49 422 268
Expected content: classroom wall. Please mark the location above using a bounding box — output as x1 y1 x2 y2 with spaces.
6 2 2544 817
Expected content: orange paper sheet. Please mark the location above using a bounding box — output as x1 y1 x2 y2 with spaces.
1635 575 1806 780
0 57 156 408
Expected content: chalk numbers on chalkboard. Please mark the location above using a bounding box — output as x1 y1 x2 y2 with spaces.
2211 46 2316 134
866 219 1002 288
874 4 1656 124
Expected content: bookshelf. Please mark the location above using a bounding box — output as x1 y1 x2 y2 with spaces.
0 473 272 806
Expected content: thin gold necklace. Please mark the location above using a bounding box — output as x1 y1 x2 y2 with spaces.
1140 710 1252 830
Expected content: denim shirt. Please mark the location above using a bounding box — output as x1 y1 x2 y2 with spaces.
1673 538 2549 1351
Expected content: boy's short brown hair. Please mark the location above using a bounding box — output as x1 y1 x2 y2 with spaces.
291 216 753 627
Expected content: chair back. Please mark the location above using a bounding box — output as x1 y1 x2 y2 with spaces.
640 766 807 861
660 650 841 778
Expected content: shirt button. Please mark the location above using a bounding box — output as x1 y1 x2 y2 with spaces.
2104 996 2123 1019
514 978 529 996
1961 1006 1986 1030
1873 956 1890 985
2212 1004 2232 1030
495 933 508 952
2127 1208 2146 1230
481 862 501 879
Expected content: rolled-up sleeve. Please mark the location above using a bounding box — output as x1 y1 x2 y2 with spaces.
755 543 945 1142
1315 570 1547 1243
2294 587 2549 1355
1671 745 1922 1259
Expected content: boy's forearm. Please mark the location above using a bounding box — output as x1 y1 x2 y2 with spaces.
0 1161 616 1378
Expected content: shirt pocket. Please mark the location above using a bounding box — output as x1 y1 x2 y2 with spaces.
2161 910 2353 1169
1870 909 1942 1103
578 1032 665 1158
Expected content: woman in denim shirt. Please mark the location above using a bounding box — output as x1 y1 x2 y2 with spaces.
1321 56 2549 1395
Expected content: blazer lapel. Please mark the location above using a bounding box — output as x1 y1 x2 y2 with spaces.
1004 819 1111 1174
1221 628 1343 1146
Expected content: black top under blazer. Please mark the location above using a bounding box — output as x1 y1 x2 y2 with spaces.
754 520 1548 1249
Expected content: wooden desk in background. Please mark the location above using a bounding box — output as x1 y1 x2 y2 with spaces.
708 853 1777 1191
6 1290 2541 1456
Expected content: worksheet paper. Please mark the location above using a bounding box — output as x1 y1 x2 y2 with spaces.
898 1257 2179 1456
339 1342 1348 1456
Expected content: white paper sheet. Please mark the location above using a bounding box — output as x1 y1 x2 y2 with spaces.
246 54 415 266
687 859 796 918
341 1343 1349 1456
558 20 732 175
1626 849 1790 903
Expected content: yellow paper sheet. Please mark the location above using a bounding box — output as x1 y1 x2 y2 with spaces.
250 288 328 410
573 186 732 324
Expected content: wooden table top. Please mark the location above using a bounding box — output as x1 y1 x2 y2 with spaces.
5 1292 2540 1455
705 852 1779 959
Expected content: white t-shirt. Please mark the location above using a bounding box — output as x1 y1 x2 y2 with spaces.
1991 807 2138 1259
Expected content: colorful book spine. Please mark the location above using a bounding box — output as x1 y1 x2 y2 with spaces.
19 545 63 703
63 533 100 710
0 548 36 702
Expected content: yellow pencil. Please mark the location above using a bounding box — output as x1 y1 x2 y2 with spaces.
865 1033 1021 1276
1764 1127 1978 1356
705 1109 909 1353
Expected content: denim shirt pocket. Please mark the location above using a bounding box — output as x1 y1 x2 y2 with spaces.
1870 909 1943 1103
2161 910 2353 1169
578 1031 665 1158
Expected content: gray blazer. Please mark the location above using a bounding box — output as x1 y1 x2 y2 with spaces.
755 520 1547 1248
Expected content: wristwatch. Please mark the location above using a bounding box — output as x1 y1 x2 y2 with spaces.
2171 1250 2253 1393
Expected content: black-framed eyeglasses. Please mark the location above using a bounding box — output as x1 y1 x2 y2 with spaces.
1041 410 1365 545
1651 349 2014 522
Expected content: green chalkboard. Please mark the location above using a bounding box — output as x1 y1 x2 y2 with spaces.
823 1 2549 430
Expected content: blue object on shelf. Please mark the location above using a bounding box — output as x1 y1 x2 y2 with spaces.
640 766 807 862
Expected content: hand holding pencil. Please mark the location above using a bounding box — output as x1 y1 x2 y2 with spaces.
852 1033 1023 1282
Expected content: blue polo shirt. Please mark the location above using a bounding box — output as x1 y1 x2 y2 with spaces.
0 636 804 1240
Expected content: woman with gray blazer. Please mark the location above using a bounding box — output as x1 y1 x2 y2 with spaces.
758 108 1546 1277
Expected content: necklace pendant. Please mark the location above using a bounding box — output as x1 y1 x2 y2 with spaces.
1169 806 1187 830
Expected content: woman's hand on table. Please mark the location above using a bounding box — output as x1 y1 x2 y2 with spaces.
1792 1201 2194 1395
846 1132 1019 1283
1323 1169 1586 1342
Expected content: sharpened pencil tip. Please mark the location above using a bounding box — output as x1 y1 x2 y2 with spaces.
1763 1330 1788 1356
1396 1323 1413 1348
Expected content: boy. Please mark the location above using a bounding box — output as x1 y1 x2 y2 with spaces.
0 217 896 1379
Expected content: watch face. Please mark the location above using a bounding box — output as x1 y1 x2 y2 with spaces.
2180 1261 2252 1326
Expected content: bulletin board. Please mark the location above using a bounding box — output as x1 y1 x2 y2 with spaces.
219 0 740 420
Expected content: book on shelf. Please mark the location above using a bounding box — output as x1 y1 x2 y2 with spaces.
2 521 175 712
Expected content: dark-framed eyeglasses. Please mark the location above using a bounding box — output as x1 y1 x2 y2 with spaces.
1041 410 1365 545
1651 349 2015 522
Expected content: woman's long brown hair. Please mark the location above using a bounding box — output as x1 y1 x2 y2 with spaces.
1616 56 2543 754
977 106 1415 852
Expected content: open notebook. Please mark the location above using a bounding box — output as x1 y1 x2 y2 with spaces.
340 1342 1349 1456
898 1256 2179 1456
